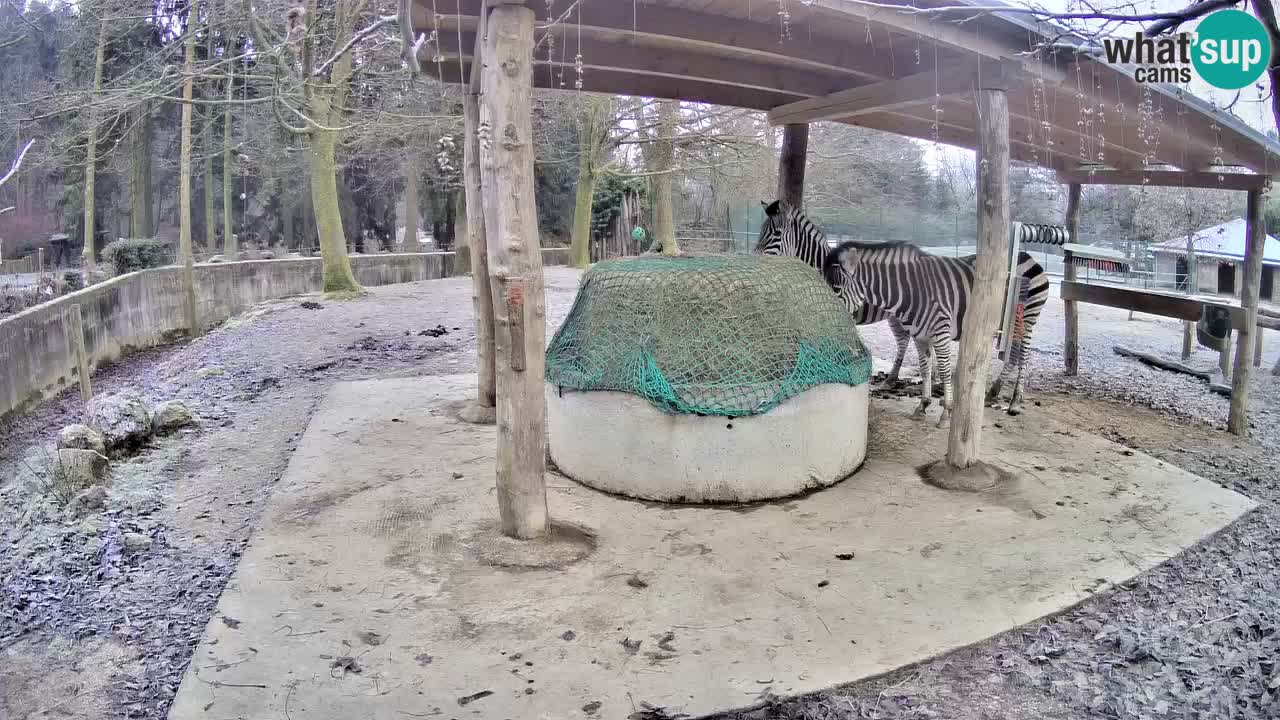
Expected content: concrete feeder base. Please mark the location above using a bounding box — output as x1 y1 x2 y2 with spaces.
546 383 869 503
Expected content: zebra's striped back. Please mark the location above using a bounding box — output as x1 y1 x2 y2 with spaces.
754 200 891 325
823 240 1049 342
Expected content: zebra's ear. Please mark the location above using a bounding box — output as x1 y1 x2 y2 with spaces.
763 199 782 217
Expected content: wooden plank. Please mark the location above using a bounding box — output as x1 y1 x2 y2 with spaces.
1056 169 1272 192
427 59 803 110
766 61 1014 126
438 30 852 99
1228 188 1266 434
945 87 1010 472
1060 281 1247 328
776 124 808 208
68 303 92 405
846 111 1072 171
431 0 898 82
479 3 548 539
1062 184 1082 376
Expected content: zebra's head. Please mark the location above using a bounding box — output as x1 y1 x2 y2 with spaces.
823 241 870 313
754 199 795 256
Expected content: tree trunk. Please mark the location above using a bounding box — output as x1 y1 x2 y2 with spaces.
443 191 456 250
1063 184 1082 375
1228 189 1267 434
454 188 470 271
479 4 547 539
222 0 236 256
569 97 610 268
204 131 216 254
83 18 108 270
776 123 808 208
569 156 597 268
944 87 1010 475
652 100 679 255
178 21 199 333
403 155 421 252
1182 233 1199 359
309 128 360 293
223 90 236 256
130 102 153 238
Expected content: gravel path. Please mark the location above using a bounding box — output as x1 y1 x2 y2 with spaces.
2 269 1278 719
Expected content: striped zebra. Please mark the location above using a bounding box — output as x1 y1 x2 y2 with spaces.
754 200 927 384
758 201 1048 425
823 237 1049 425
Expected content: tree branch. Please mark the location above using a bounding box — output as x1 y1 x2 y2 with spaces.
1145 0 1242 34
1252 0 1280 134
0 139 34 188
315 13 398 78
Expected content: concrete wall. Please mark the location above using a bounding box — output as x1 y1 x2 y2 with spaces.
0 249 570 420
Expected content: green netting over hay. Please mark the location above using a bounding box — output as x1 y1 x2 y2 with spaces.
545 254 873 417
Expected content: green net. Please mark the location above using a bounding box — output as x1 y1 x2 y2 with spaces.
545 254 874 417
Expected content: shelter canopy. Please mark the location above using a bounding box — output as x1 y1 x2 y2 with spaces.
414 0 1280 178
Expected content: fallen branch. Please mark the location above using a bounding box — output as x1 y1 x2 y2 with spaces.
1113 345 1211 380
1114 345 1233 397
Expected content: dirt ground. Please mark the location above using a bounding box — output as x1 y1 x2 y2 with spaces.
2 268 1278 719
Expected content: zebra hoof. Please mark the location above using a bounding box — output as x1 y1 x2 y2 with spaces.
935 412 951 429
1006 406 1023 417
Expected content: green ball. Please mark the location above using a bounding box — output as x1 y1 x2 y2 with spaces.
1191 9 1271 91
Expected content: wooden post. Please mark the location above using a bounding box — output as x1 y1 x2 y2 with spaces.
1228 188 1266 434
37 247 44 279
460 90 497 422
1219 343 1232 379
1062 183 1082 375
479 2 548 539
68 303 92 404
776 123 808 208
940 85 1010 482
1254 329 1263 367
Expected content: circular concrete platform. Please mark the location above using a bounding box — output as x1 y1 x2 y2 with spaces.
546 383 869 503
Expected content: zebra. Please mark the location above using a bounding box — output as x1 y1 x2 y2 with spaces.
757 201 1048 424
753 200 926 384
823 237 1049 425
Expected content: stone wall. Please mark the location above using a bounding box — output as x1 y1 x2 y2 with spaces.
0 249 570 420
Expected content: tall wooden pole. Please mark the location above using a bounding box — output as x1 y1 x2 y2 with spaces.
69 304 92 404
462 90 496 421
1062 183 1082 375
1228 188 1267 434
479 2 548 539
943 85 1010 477
178 20 199 335
776 123 808 208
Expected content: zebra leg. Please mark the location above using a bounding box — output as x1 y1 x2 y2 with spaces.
987 349 1012 406
888 318 910 381
932 332 954 429
912 334 933 417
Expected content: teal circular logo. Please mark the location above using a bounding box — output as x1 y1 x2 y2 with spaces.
1192 9 1272 90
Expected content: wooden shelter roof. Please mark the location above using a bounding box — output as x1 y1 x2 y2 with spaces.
412 0 1280 179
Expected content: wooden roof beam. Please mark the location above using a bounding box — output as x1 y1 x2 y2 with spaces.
438 31 855 99
1056 169 1273 191
845 110 1073 171
766 59 1017 126
424 58 803 110
428 0 932 84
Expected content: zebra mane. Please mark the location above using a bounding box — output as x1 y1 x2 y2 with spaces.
827 239 926 259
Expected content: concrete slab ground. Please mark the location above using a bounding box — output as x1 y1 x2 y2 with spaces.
168 375 1254 720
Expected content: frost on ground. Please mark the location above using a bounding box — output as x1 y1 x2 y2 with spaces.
2 269 1278 719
